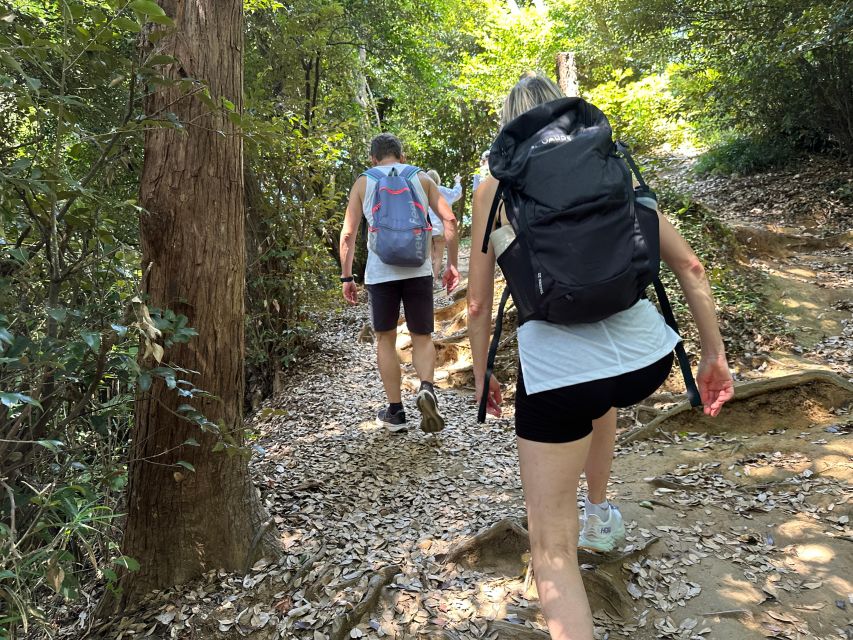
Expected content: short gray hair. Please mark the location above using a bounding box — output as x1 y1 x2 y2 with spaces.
426 169 441 185
501 72 564 128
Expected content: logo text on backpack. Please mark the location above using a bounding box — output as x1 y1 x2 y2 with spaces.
537 272 544 295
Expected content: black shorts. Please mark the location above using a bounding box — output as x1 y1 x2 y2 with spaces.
515 353 674 443
367 276 434 335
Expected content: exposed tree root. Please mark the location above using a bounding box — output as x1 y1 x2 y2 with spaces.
578 536 660 566
329 564 401 640
291 544 327 590
439 519 658 621
437 517 530 573
305 564 337 601
733 224 852 258
619 370 853 444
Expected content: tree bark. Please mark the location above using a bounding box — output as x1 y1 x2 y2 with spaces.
556 52 579 97
112 0 276 608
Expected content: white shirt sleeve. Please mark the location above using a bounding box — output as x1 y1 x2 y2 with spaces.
472 174 481 192
438 182 463 204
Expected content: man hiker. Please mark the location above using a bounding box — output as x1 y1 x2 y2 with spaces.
339 133 461 433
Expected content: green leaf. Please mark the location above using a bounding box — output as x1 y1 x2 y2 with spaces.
36 439 64 453
151 367 177 389
149 14 174 26
0 52 23 75
176 460 195 472
145 54 177 67
0 328 12 345
112 16 141 32
114 555 140 572
148 29 170 43
0 392 42 409
182 437 200 447
137 372 152 392
80 331 101 352
129 0 166 17
48 308 68 323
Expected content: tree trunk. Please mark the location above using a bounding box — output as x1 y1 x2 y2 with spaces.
113 0 276 608
556 52 579 97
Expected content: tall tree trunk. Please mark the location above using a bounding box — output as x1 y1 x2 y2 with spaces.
556 52 579 97
111 0 276 608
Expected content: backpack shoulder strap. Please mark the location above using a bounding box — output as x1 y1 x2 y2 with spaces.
362 167 386 181
481 182 506 254
478 286 512 423
616 141 648 190
400 165 421 180
652 277 702 408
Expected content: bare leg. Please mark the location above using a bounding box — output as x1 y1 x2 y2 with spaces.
409 332 435 384
431 237 446 281
518 435 595 640
585 408 616 503
375 329 401 403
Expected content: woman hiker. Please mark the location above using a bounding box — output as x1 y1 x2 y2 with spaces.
467 72 735 640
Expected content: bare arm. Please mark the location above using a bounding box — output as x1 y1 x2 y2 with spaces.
659 214 733 415
422 176 458 265
659 215 724 357
467 176 502 415
420 174 460 291
338 178 365 304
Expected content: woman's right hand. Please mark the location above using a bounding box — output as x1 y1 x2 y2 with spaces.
696 354 734 417
476 375 503 417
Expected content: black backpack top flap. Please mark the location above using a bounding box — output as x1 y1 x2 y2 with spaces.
489 97 627 211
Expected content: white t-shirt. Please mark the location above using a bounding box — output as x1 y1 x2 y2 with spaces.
362 163 433 285
517 299 681 394
429 181 462 236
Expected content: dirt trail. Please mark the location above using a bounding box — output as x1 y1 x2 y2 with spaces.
653 153 853 379
87 159 852 640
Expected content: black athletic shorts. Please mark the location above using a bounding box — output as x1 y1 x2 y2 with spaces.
367 275 434 335
515 352 674 443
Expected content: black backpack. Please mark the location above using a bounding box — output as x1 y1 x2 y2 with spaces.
477 97 700 423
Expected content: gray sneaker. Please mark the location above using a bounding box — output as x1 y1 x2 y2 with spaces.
377 407 407 433
579 504 626 552
415 386 445 433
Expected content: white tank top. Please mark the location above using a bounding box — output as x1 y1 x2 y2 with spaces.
517 299 681 394
362 163 433 285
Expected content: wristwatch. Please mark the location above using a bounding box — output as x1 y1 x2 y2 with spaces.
340 276 354 283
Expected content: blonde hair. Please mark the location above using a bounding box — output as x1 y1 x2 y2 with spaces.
426 169 441 186
501 72 564 128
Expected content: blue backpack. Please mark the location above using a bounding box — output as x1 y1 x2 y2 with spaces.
363 166 431 267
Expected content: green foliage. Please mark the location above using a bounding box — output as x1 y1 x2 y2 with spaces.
615 0 853 161
0 1 211 634
693 134 798 176
585 68 691 151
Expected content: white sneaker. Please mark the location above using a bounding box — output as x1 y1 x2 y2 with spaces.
579 504 626 552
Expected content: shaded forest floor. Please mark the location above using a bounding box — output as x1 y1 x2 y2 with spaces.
79 156 852 640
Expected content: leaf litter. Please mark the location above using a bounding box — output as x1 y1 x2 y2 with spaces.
58 158 853 640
